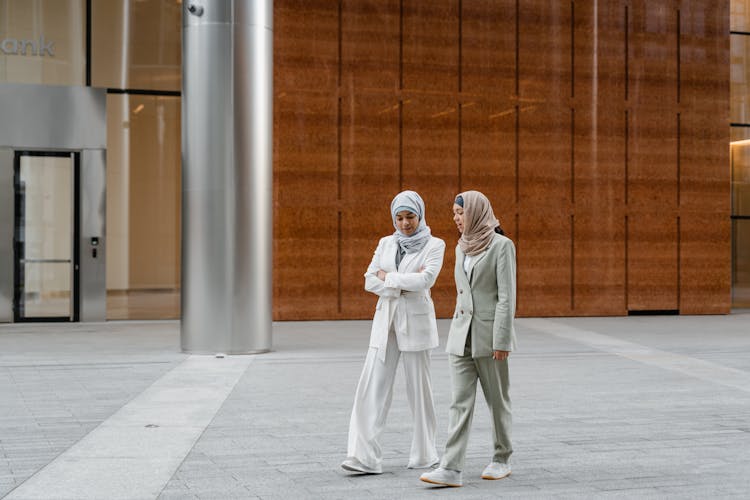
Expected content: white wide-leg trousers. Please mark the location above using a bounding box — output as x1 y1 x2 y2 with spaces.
346 330 438 472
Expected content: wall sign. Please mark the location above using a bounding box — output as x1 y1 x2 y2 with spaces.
0 36 55 57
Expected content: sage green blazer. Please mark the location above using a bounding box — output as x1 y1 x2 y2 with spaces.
446 234 517 357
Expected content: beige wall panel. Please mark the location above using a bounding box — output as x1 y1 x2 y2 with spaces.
574 213 626 315
402 96 459 317
341 0 400 91
680 213 731 314
627 214 678 311
275 0 339 92
126 96 181 289
402 0 459 92
460 0 515 96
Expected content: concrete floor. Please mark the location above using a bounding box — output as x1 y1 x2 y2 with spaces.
1 312 749 499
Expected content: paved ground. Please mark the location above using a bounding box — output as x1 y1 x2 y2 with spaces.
1 312 749 499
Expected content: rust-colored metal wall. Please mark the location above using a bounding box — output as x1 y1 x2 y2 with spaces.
273 0 730 320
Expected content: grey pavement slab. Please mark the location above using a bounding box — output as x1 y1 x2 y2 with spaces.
1 312 749 499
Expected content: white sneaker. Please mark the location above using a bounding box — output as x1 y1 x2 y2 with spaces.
419 467 463 487
481 461 511 480
340 458 382 474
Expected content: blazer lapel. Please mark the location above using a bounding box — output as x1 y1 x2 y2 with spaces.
467 250 488 283
398 250 417 272
455 246 471 288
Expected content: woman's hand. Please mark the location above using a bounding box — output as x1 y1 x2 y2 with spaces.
376 270 387 281
493 350 509 361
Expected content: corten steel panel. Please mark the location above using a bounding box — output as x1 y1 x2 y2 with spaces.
460 0 515 96
680 213 731 314
516 213 572 316
518 104 572 208
341 0 400 91
460 100 516 218
402 0 459 92
573 0 626 102
273 92 338 319
679 2 730 214
274 92 338 208
518 0 571 100
340 94 400 317
402 96 460 317
680 0 729 106
573 3 626 209
680 109 730 213
275 0 338 91
628 0 678 106
574 105 626 209
340 212 394 319
627 214 678 311
274 207 338 320
573 213 626 315
628 107 678 209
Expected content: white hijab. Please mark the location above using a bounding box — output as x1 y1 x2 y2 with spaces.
390 190 432 254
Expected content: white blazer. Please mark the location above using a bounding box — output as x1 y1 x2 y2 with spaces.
364 235 446 360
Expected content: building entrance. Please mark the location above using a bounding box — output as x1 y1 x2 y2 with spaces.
13 151 80 321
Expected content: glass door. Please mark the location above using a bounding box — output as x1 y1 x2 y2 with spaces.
13 151 80 321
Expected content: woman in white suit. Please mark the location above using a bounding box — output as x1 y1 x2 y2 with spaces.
341 190 446 475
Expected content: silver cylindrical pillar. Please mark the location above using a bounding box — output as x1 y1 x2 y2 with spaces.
181 0 273 354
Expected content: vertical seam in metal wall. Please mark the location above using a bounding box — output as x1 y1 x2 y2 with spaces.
625 109 629 206
458 0 462 93
625 214 629 310
571 214 575 311
625 4 629 102
677 215 681 310
677 112 681 207
515 105 520 204
677 8 681 104
399 0 404 90
571 0 575 99
571 108 575 205
86 0 92 86
515 0 519 97
458 0 462 192
337 0 343 314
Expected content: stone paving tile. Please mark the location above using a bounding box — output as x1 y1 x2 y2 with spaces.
0 322 185 498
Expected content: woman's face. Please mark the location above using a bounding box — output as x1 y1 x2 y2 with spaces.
452 204 464 233
395 210 419 236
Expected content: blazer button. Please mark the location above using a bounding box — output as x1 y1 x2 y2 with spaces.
469 310 473 315
460 309 464 315
459 289 463 294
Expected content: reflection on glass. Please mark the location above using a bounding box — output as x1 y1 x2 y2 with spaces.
18 156 73 319
731 138 750 216
732 0 750 33
0 0 85 85
23 262 71 317
105 93 181 319
733 220 750 308
91 0 181 91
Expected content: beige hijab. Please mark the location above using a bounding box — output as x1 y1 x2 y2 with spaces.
457 190 500 256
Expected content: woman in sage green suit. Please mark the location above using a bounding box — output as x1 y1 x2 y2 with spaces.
420 190 516 488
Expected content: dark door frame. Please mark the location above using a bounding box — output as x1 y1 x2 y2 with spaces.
13 150 81 322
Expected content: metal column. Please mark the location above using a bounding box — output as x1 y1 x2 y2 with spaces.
181 0 273 354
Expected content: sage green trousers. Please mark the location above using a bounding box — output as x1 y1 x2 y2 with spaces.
440 345 513 472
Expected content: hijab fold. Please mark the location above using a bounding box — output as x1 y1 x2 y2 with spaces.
456 190 500 256
391 191 432 254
